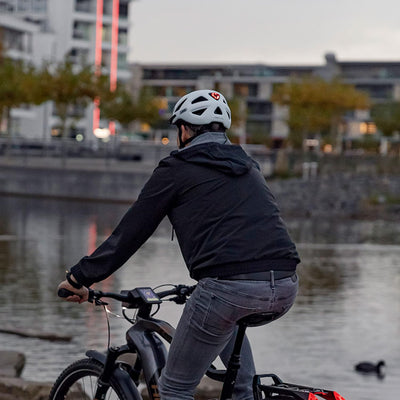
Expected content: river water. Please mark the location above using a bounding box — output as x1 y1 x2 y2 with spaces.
0 195 399 400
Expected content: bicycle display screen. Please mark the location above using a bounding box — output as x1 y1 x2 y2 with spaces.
134 287 161 304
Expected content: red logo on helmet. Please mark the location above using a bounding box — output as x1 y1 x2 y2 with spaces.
210 92 220 100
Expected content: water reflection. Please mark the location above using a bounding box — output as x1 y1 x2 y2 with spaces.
0 196 399 400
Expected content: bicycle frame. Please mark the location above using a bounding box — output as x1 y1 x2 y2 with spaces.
126 317 175 400
87 313 176 400
56 285 346 400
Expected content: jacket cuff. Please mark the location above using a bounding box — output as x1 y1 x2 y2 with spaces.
70 265 93 288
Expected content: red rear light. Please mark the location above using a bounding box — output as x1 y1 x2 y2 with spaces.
333 392 346 400
312 391 347 400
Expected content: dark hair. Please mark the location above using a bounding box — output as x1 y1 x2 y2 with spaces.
184 122 226 136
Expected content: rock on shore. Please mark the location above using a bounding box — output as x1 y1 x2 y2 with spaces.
0 351 52 400
0 350 222 400
0 377 52 400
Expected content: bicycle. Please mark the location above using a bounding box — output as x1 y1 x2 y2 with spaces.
51 284 347 400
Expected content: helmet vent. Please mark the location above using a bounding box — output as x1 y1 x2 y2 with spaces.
175 98 187 112
214 107 223 115
191 96 208 104
192 108 207 116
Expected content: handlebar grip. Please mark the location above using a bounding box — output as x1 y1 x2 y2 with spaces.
58 288 76 298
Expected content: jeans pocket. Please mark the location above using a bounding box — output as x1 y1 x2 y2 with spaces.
204 295 238 336
198 292 253 336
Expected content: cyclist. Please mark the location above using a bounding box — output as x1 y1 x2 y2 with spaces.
58 89 300 400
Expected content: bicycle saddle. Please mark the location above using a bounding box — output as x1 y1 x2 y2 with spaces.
238 312 278 327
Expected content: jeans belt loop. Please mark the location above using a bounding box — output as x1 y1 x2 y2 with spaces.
270 270 275 287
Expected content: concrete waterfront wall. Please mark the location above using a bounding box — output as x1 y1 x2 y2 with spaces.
0 157 153 203
0 153 399 219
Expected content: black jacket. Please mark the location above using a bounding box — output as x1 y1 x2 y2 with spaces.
71 142 300 286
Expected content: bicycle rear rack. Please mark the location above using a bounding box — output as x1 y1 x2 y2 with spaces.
253 374 346 400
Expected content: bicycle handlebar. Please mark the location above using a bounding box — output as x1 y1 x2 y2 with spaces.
58 284 196 307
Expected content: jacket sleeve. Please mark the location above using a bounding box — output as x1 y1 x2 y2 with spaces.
70 162 176 287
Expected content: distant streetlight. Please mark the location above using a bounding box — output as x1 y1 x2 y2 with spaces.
94 127 111 139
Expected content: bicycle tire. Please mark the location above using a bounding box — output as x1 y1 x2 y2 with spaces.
49 358 133 400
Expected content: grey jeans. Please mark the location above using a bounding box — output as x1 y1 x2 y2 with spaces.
159 273 299 400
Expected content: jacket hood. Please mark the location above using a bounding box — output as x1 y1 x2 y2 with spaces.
171 143 258 176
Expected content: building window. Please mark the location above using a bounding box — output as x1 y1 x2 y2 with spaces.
233 83 258 97
69 48 89 64
101 50 111 68
103 0 113 16
3 28 28 52
360 122 377 135
73 21 92 41
32 0 47 12
0 2 15 12
118 28 127 46
117 52 127 69
17 0 30 12
246 100 272 116
119 2 128 18
75 0 95 13
355 84 393 100
102 24 112 42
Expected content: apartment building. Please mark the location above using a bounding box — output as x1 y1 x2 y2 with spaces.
132 53 400 146
0 0 132 140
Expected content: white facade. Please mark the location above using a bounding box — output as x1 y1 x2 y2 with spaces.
0 0 132 140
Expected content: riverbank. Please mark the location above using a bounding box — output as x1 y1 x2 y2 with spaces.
0 153 399 219
0 350 221 400
268 173 400 220
0 351 52 400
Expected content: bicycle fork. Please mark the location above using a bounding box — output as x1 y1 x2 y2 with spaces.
94 345 122 400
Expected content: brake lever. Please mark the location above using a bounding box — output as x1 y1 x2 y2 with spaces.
168 295 187 305
88 289 108 306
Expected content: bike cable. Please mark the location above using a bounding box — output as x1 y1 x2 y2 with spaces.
102 303 123 350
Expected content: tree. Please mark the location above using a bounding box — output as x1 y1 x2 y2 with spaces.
371 101 400 137
134 87 163 127
99 86 162 131
226 96 247 143
38 60 100 138
272 76 370 149
99 83 136 129
0 48 43 136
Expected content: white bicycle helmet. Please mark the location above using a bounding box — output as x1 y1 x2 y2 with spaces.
169 89 231 129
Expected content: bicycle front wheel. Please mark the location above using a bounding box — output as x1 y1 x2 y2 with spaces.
49 358 131 400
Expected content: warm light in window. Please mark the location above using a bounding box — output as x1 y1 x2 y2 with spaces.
360 122 377 134
367 123 377 134
360 122 368 134
323 144 333 153
140 123 150 132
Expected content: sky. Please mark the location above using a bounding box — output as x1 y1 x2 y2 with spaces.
128 0 400 66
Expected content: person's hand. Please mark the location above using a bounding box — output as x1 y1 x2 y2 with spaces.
57 279 89 303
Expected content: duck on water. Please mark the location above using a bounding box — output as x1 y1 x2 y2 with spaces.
354 360 386 377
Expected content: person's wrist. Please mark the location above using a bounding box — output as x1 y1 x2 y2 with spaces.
66 271 83 289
